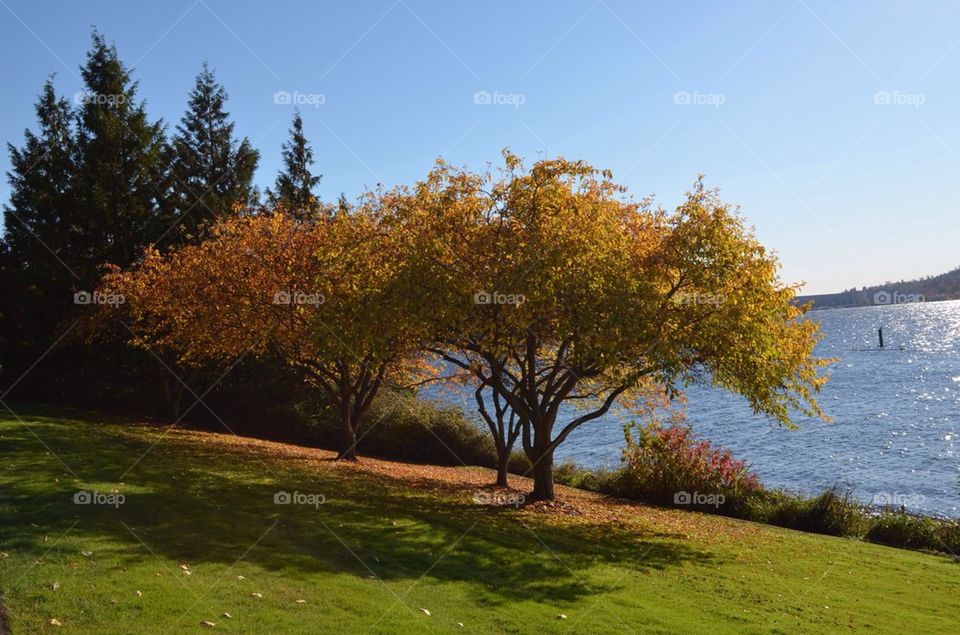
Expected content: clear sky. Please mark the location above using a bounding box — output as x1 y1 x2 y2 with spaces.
1 0 958 294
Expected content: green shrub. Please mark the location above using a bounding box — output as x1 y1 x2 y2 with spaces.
741 489 801 524
763 489 867 537
357 390 495 465
507 450 533 476
305 389 497 466
554 459 620 492
554 459 593 488
865 513 942 551
938 521 960 557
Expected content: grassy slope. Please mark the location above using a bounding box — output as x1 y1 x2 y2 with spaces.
0 405 958 634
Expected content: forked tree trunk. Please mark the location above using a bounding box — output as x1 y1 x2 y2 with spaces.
472 384 520 489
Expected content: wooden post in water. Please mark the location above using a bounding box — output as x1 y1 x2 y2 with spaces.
878 326 884 348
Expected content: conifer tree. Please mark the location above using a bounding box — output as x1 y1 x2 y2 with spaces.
167 62 258 243
1 77 79 370
3 78 78 283
73 30 168 280
269 111 322 221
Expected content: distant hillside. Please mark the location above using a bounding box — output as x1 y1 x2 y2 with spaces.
796 266 960 309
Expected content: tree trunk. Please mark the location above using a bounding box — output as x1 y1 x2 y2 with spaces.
496 448 510 487
337 426 357 460
336 399 358 461
170 379 184 420
530 447 555 501
157 359 184 420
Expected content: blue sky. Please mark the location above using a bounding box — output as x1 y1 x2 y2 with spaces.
1 0 959 294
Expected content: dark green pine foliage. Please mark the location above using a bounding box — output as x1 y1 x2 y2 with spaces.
167 62 259 244
269 111 322 221
73 30 168 284
1 78 79 359
3 77 78 285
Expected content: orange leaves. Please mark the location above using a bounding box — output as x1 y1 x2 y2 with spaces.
104 207 438 396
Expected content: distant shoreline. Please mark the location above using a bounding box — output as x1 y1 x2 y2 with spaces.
797 296 960 311
795 265 960 309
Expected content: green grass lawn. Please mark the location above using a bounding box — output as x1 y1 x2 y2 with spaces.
1 404 958 634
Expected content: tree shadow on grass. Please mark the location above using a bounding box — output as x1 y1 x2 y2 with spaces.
0 409 723 607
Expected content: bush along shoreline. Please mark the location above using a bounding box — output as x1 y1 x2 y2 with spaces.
550 421 960 559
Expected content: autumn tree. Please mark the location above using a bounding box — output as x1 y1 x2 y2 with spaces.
376 164 529 485
399 153 830 500
102 202 431 459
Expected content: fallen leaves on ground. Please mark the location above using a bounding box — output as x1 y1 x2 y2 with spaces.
148 425 763 545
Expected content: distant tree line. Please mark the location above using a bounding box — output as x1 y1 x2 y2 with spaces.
796 267 960 309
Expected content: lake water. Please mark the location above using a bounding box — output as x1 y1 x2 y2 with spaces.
430 300 960 517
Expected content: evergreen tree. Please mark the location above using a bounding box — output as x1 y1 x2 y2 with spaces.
1 77 79 368
3 77 78 283
73 30 168 282
269 111 322 221
167 62 258 243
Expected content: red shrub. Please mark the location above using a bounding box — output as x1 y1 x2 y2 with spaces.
620 421 762 507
